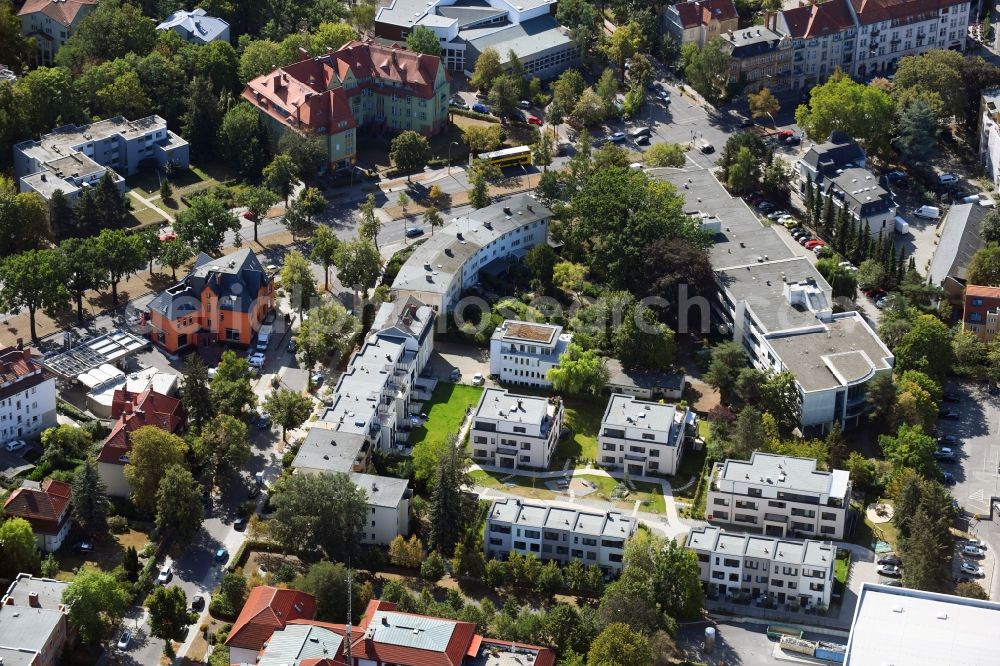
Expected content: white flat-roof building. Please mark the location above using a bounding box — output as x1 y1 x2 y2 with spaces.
82 364 178 419
353 473 411 546
844 583 1000 665
470 388 563 470
489 319 571 389
390 196 551 312
707 452 851 540
686 525 835 611
484 497 637 574
598 393 692 476
13 115 190 202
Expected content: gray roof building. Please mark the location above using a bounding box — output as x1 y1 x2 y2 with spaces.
148 249 269 320
798 130 867 184
0 605 65 665
352 472 411 508
156 8 230 44
1 574 68 610
603 359 685 400
828 168 894 221
687 525 835 569
715 257 832 334
256 622 344 666
291 428 369 475
715 452 849 498
929 202 989 301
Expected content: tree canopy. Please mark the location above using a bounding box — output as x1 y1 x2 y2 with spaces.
270 472 368 561
795 70 894 152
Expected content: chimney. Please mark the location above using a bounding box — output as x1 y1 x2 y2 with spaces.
28 592 39 607
123 402 133 415
298 47 309 62
4 597 14 605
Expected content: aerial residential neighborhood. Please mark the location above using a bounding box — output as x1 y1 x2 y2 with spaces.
3 0 1000 664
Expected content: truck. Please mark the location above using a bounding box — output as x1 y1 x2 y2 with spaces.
894 216 910 235
256 324 273 352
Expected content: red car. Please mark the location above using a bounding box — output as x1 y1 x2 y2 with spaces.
242 210 258 221
778 129 794 140
158 229 176 242
527 115 542 126
804 240 822 250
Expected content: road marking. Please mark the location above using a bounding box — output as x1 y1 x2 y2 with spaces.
971 489 985 502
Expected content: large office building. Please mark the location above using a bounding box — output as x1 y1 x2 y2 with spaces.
18 0 98 66
0 346 57 447
707 452 851 539
375 0 577 79
686 525 836 611
651 166 894 436
470 388 563 469
13 115 189 203
243 40 449 171
488 319 571 389
598 393 693 476
844 583 1000 665
391 196 551 312
484 497 637 574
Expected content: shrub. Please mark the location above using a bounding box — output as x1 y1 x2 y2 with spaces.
108 515 128 534
421 551 446 582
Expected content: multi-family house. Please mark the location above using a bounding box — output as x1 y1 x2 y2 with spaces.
17 0 98 66
720 25 793 93
225 586 318 665
797 130 867 186
664 0 739 48
376 0 578 79
484 497 637 574
391 196 552 312
686 525 836 610
653 167 895 436
597 393 693 476
155 8 229 44
0 574 71 666
777 0 857 90
243 40 449 171
848 0 969 78
488 319 571 389
13 115 189 203
707 452 851 539
469 388 563 470
3 480 72 552
97 388 184 497
145 249 274 353
961 285 1000 342
978 88 1000 187
0 346 57 447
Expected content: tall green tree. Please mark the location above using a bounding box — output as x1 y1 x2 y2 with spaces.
55 0 156 71
278 130 327 184
588 623 652 666
390 130 431 179
146 585 196 653
547 342 609 395
968 245 1000 285
469 169 490 209
174 194 240 255
263 388 313 442
71 458 111 535
428 437 470 555
0 249 69 341
335 237 382 299
218 102 272 178
405 25 441 57
195 414 251 485
264 153 299 204
238 186 280 243
182 76 222 161
0 517 39 578
0 0 32 73
795 69 894 152
124 426 188 514
900 506 951 592
357 192 382 251
58 237 106 323
181 354 215 431
894 314 954 382
296 560 369 623
160 239 194 280
879 423 938 478
293 297 360 387
704 341 748 403
280 250 317 315
155 464 204 547
95 229 144 306
894 96 939 166
269 472 369 561
210 350 256 417
311 224 341 290
684 39 730 105
470 47 503 93
62 569 130 644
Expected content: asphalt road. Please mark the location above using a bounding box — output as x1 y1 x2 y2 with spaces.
677 620 846 666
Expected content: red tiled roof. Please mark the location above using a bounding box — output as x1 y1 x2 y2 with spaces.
850 0 966 25
226 586 317 651
17 0 98 26
965 284 1000 300
781 0 856 38
242 39 444 137
3 480 72 535
674 0 739 29
0 347 54 402
97 389 184 465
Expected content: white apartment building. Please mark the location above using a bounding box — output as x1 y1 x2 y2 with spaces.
0 346 57 446
489 320 572 389
979 89 1000 187
390 196 551 312
707 452 851 539
470 388 563 470
484 498 637 574
848 0 969 78
598 393 693 476
18 0 98 66
687 525 836 611
13 115 190 203
354 473 411 546
777 0 857 90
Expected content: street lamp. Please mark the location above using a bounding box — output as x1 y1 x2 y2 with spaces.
447 141 460 175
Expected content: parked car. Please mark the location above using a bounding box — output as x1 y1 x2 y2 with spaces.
804 240 822 250
778 129 794 141
527 114 542 126
519 100 531 109
938 409 960 420
4 439 26 453
72 541 94 552
608 132 627 143
157 567 172 585
449 368 461 381
942 471 955 485
784 219 799 229
791 228 808 239
963 544 985 557
878 564 902 577
934 447 955 460
798 235 814 246
257 413 270 430
784 135 801 146
882 580 903 587
699 141 714 153
471 103 491 114
248 485 261 499
938 173 959 185
405 226 424 238
234 517 246 531
767 210 787 220
961 561 984 576
191 595 205 611
967 538 987 550
448 99 467 109
877 554 902 566
215 548 228 563
117 631 132 650
942 392 960 403
472 372 484 385
913 205 941 220
938 435 959 446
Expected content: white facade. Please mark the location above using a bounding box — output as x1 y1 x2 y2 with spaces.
354 473 411 546
0 348 57 446
470 388 563 469
18 0 98 66
484 498 637 574
687 525 835 610
598 393 691 476
489 320 571 389
979 89 1000 187
707 453 851 539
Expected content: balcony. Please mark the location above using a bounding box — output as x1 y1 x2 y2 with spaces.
764 513 788 523
624 453 647 462
498 446 518 456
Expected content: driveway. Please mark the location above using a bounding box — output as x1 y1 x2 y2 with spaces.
426 341 490 385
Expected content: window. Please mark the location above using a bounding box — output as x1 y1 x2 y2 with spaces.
713 498 730 506
650 449 659 457
723 558 740 568
713 511 728 520
821 512 837 521
513 426 526 434
642 433 655 440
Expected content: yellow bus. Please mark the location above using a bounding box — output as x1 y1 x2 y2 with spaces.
477 145 532 168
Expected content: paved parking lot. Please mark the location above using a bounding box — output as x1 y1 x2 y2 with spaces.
426 341 490 385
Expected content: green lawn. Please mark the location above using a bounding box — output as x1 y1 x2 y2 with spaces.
575 474 666 514
852 499 898 551
409 383 484 448
468 469 556 500
551 396 606 467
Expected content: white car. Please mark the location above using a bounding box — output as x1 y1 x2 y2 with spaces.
4 439 26 453
157 567 172 584
938 173 958 185
963 544 985 558
117 631 132 650
472 372 484 386
248 353 266 368
967 538 986 550
961 561 984 576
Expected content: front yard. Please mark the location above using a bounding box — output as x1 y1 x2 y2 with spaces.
550 396 606 467
408 382 484 449
467 469 557 500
